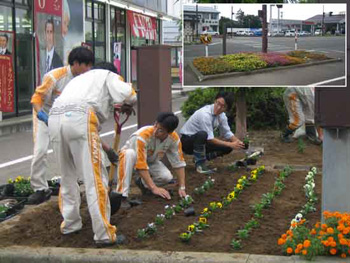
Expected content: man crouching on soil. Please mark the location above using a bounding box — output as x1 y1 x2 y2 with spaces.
111 112 187 205
180 91 245 174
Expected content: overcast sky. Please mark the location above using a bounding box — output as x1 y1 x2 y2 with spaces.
202 4 346 22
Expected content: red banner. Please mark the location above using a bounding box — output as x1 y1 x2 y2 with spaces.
127 11 157 40
0 55 14 112
34 0 62 15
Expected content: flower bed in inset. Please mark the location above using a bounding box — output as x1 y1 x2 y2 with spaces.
0 131 323 256
192 51 331 76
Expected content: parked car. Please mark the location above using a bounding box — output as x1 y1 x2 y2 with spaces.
236 30 246 36
314 29 322 36
268 31 284 37
299 31 311 36
253 30 262 36
244 31 254 36
285 30 296 37
205 30 219 36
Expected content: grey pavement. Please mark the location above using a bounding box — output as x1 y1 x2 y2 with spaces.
184 36 346 86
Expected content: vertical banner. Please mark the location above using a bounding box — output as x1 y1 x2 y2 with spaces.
0 31 14 112
34 0 84 85
127 11 157 40
113 42 122 74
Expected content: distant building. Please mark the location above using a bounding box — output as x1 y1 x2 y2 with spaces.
270 18 315 33
183 5 220 42
306 13 346 34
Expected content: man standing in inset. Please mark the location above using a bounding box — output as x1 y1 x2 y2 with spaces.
0 34 11 55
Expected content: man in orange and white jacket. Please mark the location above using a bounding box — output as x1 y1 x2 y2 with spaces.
48 62 136 247
29 46 94 205
113 112 187 203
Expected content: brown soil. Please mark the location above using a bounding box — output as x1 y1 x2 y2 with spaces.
0 131 323 255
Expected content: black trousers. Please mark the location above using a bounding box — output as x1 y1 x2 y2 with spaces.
181 131 232 157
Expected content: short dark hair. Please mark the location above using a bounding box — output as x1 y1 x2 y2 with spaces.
92 62 118 74
45 18 54 33
68 46 94 66
156 112 179 133
0 34 8 43
215 91 234 110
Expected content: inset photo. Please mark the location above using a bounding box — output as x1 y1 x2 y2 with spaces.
183 3 347 87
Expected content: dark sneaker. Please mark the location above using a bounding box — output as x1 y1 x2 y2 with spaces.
306 135 322 145
95 234 126 248
135 177 152 195
281 133 293 143
109 192 122 216
27 189 52 205
196 163 216 174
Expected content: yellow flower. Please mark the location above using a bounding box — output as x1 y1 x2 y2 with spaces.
202 208 208 213
209 202 216 207
217 202 223 208
260 165 265 170
236 184 243 190
241 176 247 180
199 217 207 224
227 191 235 200
238 179 243 184
251 170 257 174
188 224 195 232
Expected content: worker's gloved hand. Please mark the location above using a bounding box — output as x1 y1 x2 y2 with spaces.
105 148 119 166
37 110 48 126
120 104 135 116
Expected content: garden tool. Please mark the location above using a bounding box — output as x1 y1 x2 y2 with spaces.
108 105 131 189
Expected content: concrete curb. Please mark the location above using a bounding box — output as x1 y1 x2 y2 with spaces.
0 246 349 263
189 57 343 83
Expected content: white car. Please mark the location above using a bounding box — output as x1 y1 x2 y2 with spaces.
285 30 296 37
299 31 311 36
314 29 322 36
205 30 219 36
244 31 254 36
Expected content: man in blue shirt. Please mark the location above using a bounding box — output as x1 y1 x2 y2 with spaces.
180 91 245 174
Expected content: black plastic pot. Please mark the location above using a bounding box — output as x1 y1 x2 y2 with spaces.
184 206 195 217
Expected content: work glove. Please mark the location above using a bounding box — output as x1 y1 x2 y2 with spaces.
37 110 48 125
120 104 135 116
105 148 119 166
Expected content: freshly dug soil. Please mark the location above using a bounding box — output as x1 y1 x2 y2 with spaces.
0 131 323 255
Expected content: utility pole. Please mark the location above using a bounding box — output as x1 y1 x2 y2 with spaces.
269 4 274 34
262 5 267 53
322 5 325 36
196 4 199 39
223 23 227 55
276 5 283 34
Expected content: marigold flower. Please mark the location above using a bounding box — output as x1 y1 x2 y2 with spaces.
302 249 307 255
303 240 311 248
295 248 300 254
343 227 350 235
319 230 325 236
286 230 292 236
286 247 293 254
291 222 297 228
341 253 347 258
321 224 327 230
340 238 347 245
330 248 337 255
327 227 334 234
338 233 344 239
323 240 330 247
281 234 287 239
330 241 337 247
327 236 334 243
337 224 345 231
310 229 316 235
297 243 303 250
278 238 285 245
315 222 321 228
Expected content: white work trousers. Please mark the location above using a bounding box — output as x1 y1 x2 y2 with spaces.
49 108 116 243
116 148 173 197
283 92 314 130
31 114 50 191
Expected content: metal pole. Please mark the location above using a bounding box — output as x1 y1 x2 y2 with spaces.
223 23 227 55
196 4 199 39
269 5 273 34
295 29 298 50
262 5 267 53
205 45 208 57
277 7 280 33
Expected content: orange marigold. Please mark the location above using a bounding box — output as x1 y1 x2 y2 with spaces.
295 248 300 254
310 229 316 235
327 227 334 234
323 240 330 247
337 224 345 231
343 227 350 235
340 238 347 246
278 238 285 245
286 230 292 236
330 241 337 247
338 233 344 239
286 247 293 254
297 243 303 250
319 230 325 236
315 222 321 228
341 253 347 258
302 249 308 255
281 234 287 239
321 224 327 230
327 236 334 243
303 240 311 248
330 248 337 255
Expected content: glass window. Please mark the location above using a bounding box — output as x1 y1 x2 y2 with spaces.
110 6 126 78
16 6 33 114
0 6 13 31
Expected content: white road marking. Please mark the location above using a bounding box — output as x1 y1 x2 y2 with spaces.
0 111 183 169
308 76 346 86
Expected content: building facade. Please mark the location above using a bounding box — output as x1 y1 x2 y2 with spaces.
0 0 180 120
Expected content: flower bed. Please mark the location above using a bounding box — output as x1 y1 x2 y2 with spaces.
0 131 323 255
192 51 331 75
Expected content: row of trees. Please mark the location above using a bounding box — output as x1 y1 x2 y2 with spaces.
219 9 262 34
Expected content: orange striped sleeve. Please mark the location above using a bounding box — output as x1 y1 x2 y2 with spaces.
135 139 148 170
30 74 54 106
